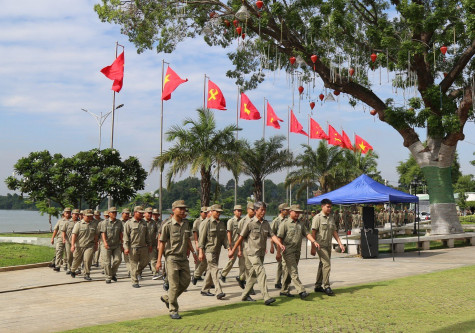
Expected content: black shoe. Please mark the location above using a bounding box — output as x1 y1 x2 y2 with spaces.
65 270 71 275
236 277 245 289
220 275 226 283
217 293 226 300
84 274 92 281
210 284 215 289
299 291 309 299
101 270 105 275
94 263 99 267
163 283 169 291
105 280 111 284
314 286 325 293
70 272 76 278
249 289 256 295
196 276 204 281
264 298 276 305
132 283 140 288
170 313 182 320
279 292 294 297
76 270 81 275
242 296 256 302
53 267 60 272
111 276 117 282
160 296 169 309
191 276 198 285
324 287 335 296
200 291 215 297
275 283 282 289
49 263 55 268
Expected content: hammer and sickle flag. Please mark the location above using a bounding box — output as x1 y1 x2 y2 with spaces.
310 118 329 140
341 130 354 150
354 134 373 154
207 80 226 110
240 93 261 120
327 125 344 147
290 110 308 136
266 102 283 129
161 66 188 101
100 51 124 93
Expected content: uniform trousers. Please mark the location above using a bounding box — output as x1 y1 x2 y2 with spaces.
275 260 283 285
202 252 222 294
123 252 130 274
241 255 270 301
281 251 305 294
71 246 94 274
54 239 65 268
193 256 207 278
149 244 158 274
103 246 122 280
315 246 332 288
64 241 74 271
129 247 149 284
93 239 102 266
221 249 246 278
162 257 190 315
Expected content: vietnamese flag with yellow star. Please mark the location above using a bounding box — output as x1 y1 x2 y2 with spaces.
266 102 283 129
100 51 124 92
240 93 261 120
341 130 353 150
310 118 328 140
207 80 226 110
354 134 373 154
290 110 308 136
161 66 188 101
328 125 344 147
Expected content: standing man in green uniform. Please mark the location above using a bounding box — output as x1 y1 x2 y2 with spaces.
277 204 320 299
235 202 256 289
270 203 289 289
123 206 152 288
157 200 197 319
70 209 99 280
311 199 345 296
101 207 123 284
220 205 244 282
92 210 104 267
144 207 159 277
229 201 286 305
151 208 162 280
120 208 131 277
198 204 229 299
191 206 208 284
62 208 79 274
51 207 72 272
159 213 173 290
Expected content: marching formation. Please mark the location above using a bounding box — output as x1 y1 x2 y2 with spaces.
50 199 348 319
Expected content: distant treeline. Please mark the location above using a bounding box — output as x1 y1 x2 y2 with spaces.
0 193 37 210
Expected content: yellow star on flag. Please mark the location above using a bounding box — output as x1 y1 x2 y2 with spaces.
163 74 170 87
359 142 366 151
244 103 251 115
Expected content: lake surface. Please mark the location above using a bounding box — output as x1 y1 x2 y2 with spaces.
0 210 55 232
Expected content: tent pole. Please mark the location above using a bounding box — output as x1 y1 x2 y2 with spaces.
344 205 348 253
417 201 420 256
390 202 394 261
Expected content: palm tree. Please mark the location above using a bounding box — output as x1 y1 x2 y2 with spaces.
240 135 293 201
151 108 240 206
341 149 381 183
285 141 344 197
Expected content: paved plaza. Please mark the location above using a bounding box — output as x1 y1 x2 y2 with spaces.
0 245 474 333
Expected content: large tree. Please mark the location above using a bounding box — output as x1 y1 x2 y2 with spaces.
95 1 474 234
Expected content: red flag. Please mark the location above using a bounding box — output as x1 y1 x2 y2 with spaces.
290 110 308 136
341 130 353 150
100 51 124 93
310 118 329 140
266 102 283 129
207 80 226 110
328 125 344 147
162 66 188 101
240 93 261 120
354 134 373 154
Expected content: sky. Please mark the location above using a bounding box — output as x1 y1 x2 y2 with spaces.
1 0 474 196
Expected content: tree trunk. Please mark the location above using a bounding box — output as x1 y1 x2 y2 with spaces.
253 178 263 202
409 141 464 235
200 167 211 206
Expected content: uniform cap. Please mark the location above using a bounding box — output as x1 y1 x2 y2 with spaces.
233 205 242 210
122 208 131 214
133 206 145 213
94 210 101 215
144 207 153 213
200 206 208 212
210 204 223 212
278 203 290 211
109 207 117 212
152 209 159 214
104 211 109 216
289 204 303 212
84 209 94 216
246 202 255 210
72 209 80 214
63 207 72 213
172 200 188 209
80 210 84 214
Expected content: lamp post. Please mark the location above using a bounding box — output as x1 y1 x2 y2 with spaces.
411 178 420 235
81 104 124 150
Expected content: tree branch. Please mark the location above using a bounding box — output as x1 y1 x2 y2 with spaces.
443 86 473 146
440 38 475 93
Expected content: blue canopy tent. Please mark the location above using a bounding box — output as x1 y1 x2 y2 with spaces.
307 174 419 260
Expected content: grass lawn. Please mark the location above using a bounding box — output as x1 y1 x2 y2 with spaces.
0 232 53 238
65 265 475 333
0 243 54 267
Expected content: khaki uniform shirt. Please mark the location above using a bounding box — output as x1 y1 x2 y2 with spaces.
72 220 99 248
145 218 158 246
311 212 336 248
53 218 69 239
193 216 204 236
101 218 123 248
227 216 241 243
159 218 191 259
123 217 150 251
91 218 101 230
61 219 77 243
271 215 286 235
240 217 274 257
152 218 162 235
198 217 228 253
277 218 308 254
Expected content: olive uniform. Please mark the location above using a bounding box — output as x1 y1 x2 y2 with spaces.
123 216 150 285
145 216 159 275
192 215 208 279
61 216 78 272
101 215 123 282
221 214 245 278
311 212 337 289
70 216 99 276
270 214 286 286
53 216 69 270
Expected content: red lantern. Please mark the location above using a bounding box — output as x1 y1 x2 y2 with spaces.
311 55 318 63
298 86 304 95
334 90 340 96
319 94 324 101
440 46 447 55
224 20 230 28
370 53 377 63
209 12 217 18
236 26 242 35
233 19 238 27
370 109 377 116
242 33 246 40
349 68 355 76
443 72 448 77
310 102 315 110
256 0 264 9
289 56 296 65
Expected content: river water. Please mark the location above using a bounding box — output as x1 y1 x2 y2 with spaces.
0 210 54 233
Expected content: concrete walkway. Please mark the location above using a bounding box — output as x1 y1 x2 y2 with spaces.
0 246 474 333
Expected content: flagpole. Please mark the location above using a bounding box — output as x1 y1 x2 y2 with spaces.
159 59 169 216
287 106 290 205
234 86 240 206
262 97 266 202
203 74 207 109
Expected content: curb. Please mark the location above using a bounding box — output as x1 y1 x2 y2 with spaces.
0 262 50 272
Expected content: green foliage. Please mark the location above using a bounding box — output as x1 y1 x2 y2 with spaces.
0 193 36 210
0 243 55 267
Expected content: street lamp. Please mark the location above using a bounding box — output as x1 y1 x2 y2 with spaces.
81 104 124 150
